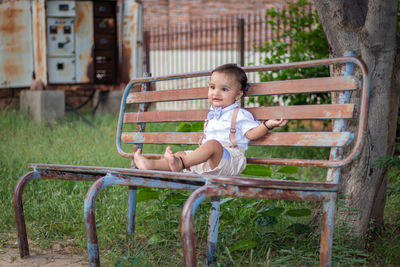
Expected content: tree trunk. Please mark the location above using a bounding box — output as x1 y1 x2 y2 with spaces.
314 0 400 241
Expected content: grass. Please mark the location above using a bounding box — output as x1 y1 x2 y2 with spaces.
1 109 399 266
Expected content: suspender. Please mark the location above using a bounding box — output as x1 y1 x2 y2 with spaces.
229 107 239 147
200 107 240 147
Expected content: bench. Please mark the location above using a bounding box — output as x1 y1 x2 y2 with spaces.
13 54 369 266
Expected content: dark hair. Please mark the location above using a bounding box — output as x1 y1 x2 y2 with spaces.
211 63 249 95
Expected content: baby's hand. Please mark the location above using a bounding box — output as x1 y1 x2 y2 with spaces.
266 118 288 129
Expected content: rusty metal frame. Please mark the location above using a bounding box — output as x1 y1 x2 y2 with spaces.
13 167 102 258
180 184 337 267
13 163 205 261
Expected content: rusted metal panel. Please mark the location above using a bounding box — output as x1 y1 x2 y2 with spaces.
47 17 75 57
46 0 76 17
46 1 77 84
0 0 34 88
118 0 142 83
31 0 47 84
75 1 94 83
48 57 75 83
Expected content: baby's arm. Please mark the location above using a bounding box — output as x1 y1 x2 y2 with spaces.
245 118 288 140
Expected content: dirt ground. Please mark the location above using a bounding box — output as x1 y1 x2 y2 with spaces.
0 233 88 267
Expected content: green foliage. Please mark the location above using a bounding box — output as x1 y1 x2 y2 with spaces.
241 164 271 177
255 0 330 107
175 121 204 132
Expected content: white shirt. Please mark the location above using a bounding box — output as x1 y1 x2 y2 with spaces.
202 103 260 150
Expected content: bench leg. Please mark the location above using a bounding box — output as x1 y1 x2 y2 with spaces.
84 174 124 267
127 186 137 235
181 185 208 267
319 193 336 267
206 196 220 266
13 171 36 258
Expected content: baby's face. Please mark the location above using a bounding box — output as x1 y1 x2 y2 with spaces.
208 72 243 108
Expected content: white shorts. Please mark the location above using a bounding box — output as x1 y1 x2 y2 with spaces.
184 144 247 176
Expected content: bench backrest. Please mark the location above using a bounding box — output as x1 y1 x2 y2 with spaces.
116 56 369 174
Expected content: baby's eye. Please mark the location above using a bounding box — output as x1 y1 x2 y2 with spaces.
222 87 229 92
209 85 215 90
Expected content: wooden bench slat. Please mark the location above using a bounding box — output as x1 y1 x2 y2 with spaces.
123 104 356 123
248 76 357 96
126 76 357 104
122 132 354 147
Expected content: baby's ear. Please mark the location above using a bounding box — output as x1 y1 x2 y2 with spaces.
236 90 244 100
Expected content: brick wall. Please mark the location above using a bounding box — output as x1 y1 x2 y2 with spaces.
142 0 294 29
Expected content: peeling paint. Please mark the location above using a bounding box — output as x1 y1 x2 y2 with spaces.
75 1 94 83
32 0 46 83
86 243 99 267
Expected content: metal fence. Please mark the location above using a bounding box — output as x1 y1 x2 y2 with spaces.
143 11 283 110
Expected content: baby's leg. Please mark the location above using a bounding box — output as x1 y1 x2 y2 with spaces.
181 140 223 170
133 148 170 170
164 147 185 172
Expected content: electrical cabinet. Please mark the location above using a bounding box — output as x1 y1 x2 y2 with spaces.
93 1 117 83
47 0 76 83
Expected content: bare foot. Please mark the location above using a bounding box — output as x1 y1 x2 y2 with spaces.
133 149 153 169
164 146 182 172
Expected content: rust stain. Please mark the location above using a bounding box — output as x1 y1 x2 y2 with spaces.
0 2 30 80
118 2 139 83
0 6 25 37
34 1 46 81
86 46 94 82
76 2 94 82
120 44 132 83
75 2 87 33
128 2 138 37
2 59 20 78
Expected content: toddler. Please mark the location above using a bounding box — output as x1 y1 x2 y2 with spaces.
134 63 288 176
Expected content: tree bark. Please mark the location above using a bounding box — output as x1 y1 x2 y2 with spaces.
314 0 400 241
